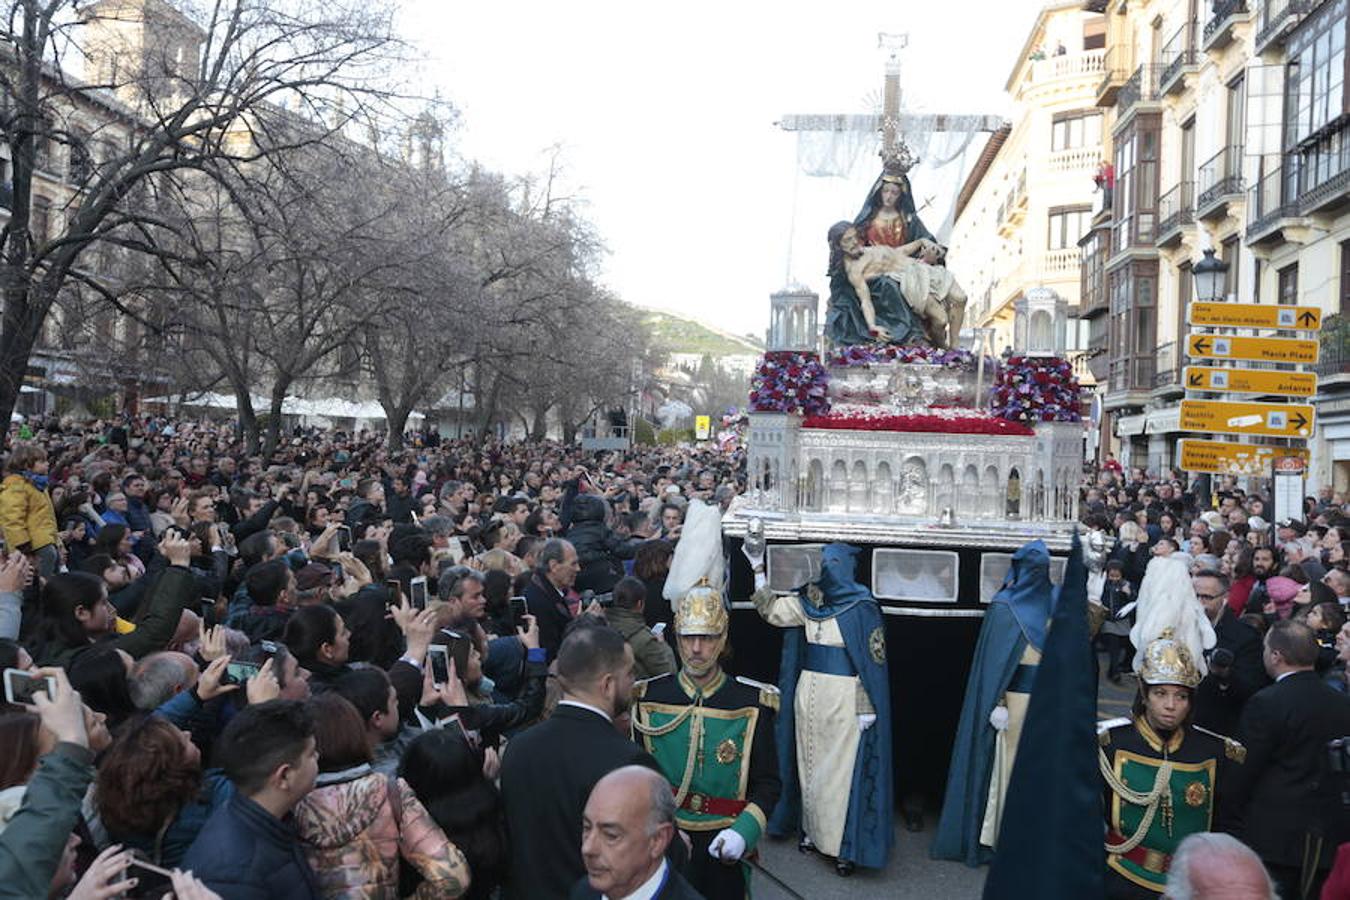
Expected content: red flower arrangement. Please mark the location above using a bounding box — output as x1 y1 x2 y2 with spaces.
749 351 830 416
990 355 1083 423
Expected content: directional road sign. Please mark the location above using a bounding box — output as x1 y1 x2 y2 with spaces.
1188 302 1322 330
1179 400 1315 438
1177 439 1310 475
1183 366 1318 397
1185 334 1319 364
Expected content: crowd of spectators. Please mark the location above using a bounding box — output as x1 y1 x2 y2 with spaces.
1083 456 1350 899
0 414 741 899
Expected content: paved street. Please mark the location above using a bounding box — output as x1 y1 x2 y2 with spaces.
750 651 1136 899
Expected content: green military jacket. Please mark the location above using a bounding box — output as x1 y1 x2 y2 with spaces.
1098 715 1245 894
632 670 781 849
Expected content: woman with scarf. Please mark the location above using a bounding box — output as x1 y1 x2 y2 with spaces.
0 441 60 577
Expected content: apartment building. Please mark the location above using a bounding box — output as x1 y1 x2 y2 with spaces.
949 1 1105 405
1082 0 1350 489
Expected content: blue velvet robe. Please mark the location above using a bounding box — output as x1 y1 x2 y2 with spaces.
930 540 1055 866
767 543 894 870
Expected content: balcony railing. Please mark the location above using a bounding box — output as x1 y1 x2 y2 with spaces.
1248 163 1299 242
1157 181 1195 245
1048 147 1101 173
1116 65 1162 121
1203 0 1249 50
1096 47 1131 106
1109 355 1158 393
1025 48 1107 86
1042 248 1081 276
1319 323 1350 377
1159 24 1198 94
1298 129 1350 215
1197 145 1245 217
1153 341 1181 388
1256 0 1315 52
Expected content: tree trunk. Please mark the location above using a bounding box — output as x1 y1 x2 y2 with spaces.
0 292 42 448
530 404 550 441
263 386 288 458
236 392 260 455
385 405 411 451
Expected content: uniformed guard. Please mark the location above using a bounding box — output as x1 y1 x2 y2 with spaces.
1098 628 1245 898
631 578 781 900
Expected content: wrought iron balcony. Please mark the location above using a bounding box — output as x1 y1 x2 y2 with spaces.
1109 355 1158 393
1159 24 1198 95
1298 128 1350 216
1152 341 1181 390
1116 65 1162 123
1197 145 1245 220
1096 47 1130 107
1156 181 1195 247
1256 0 1316 54
1247 163 1299 246
1204 0 1249 50
1319 321 1350 379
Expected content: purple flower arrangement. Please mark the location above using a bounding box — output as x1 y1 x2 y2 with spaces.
990 355 1083 423
827 343 988 371
749 351 830 416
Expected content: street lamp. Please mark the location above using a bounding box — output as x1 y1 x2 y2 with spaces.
1192 248 1229 303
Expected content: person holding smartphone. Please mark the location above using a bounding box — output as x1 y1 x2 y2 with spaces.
433 615 547 750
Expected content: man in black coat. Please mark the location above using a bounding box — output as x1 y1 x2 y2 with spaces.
524 538 581 661
571 766 705 900
1226 620 1350 900
1192 570 1269 736
500 623 661 900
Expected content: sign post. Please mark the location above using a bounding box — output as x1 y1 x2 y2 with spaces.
1272 456 1307 527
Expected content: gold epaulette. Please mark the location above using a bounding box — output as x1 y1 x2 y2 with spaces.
735 675 780 712
633 673 672 701
1194 724 1247 763
1097 717 1129 747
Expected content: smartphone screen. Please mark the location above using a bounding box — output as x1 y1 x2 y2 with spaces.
445 633 472 675
410 576 428 611
3 668 55 705
386 579 402 607
427 645 451 686
336 525 352 552
509 596 527 629
225 661 260 685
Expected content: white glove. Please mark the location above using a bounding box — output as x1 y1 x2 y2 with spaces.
989 705 1009 731
708 828 746 862
741 544 766 572
857 713 877 732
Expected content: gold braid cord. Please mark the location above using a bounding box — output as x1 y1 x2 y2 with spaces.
1098 748 1173 854
632 694 705 808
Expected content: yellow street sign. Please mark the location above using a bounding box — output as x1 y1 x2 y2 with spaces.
1179 400 1315 438
1185 333 1319 364
1188 302 1322 330
1183 366 1318 397
1177 439 1310 475
695 415 711 440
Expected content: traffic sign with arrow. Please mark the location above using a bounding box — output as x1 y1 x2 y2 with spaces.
1179 399 1315 438
1185 334 1319 364
1188 302 1322 330
1183 366 1318 397
1177 439 1310 475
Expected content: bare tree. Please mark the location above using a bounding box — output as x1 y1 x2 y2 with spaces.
0 0 405 434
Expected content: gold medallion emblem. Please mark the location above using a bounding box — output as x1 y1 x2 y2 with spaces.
688 793 705 812
869 626 887 665
1184 781 1208 808
716 739 739 765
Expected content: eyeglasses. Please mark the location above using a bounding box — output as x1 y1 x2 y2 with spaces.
1194 592 1225 601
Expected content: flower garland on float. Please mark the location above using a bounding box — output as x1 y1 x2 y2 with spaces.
803 404 1035 436
748 352 830 416
827 344 986 371
989 355 1083 424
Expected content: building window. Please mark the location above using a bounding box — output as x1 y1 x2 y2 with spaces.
1278 263 1299 305
1222 237 1240 301
1177 262 1192 342
1051 111 1103 151
1341 240 1350 317
1287 6 1346 147
1048 206 1092 251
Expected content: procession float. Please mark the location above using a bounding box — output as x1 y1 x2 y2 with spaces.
722 137 1087 802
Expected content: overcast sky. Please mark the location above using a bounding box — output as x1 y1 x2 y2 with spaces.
396 1 1048 339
